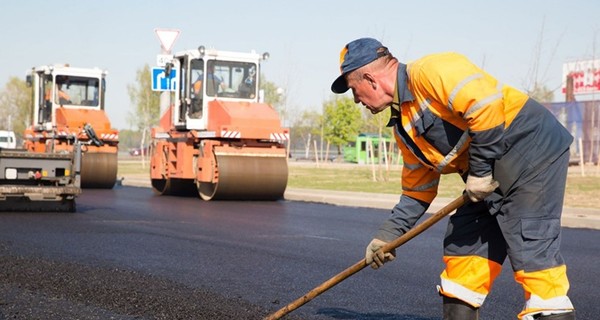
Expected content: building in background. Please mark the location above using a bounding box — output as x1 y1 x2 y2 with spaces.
545 61 600 165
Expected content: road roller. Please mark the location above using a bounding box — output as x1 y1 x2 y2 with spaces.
150 46 289 200
23 64 119 189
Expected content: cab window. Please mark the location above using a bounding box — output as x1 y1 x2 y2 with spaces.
206 60 257 99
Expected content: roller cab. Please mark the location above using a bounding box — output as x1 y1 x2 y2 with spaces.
24 64 119 189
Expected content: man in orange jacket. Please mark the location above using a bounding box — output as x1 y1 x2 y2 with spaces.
331 38 575 320
45 83 71 105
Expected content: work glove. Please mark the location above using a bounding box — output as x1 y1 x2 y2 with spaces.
465 174 500 202
365 238 396 269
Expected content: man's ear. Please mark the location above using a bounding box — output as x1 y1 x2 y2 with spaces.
364 73 377 89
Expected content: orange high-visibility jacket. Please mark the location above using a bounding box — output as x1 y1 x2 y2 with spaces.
395 52 527 203
375 52 572 241
45 86 71 103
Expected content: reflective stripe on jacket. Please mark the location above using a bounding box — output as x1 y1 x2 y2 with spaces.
375 53 572 242
393 52 528 204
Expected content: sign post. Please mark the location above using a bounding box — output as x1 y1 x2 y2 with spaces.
154 28 180 116
151 67 178 92
154 28 180 54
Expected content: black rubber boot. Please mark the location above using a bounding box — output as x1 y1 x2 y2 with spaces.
443 296 479 320
534 311 575 319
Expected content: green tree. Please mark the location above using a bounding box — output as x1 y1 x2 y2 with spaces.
360 108 399 181
290 110 322 158
127 66 160 136
362 108 397 160
361 108 394 136
322 96 363 155
260 74 296 158
127 64 160 162
260 74 284 109
260 74 289 127
117 129 143 151
0 76 32 141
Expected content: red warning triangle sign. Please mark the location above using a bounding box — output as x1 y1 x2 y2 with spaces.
154 28 180 52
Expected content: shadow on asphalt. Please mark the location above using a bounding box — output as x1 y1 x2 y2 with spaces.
317 307 438 320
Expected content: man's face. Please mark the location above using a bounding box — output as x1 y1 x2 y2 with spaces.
346 71 389 114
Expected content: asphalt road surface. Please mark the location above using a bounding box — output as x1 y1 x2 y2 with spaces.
0 186 598 320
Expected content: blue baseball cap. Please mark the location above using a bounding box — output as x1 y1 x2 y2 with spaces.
331 38 388 94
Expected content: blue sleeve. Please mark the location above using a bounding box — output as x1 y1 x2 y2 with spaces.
374 194 430 242
468 124 504 177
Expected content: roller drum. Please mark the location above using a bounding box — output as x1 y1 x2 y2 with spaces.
80 152 118 189
198 154 288 201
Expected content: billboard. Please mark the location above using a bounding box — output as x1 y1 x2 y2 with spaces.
562 59 600 95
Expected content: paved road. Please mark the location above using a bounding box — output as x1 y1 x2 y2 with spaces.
121 175 600 231
0 186 598 319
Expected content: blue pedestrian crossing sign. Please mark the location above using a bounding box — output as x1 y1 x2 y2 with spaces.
152 67 178 91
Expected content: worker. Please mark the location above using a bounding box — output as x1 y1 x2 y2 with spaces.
330 37 575 320
238 66 257 98
190 71 204 118
42 81 70 121
55 83 71 105
206 64 227 96
44 83 71 104
192 76 203 95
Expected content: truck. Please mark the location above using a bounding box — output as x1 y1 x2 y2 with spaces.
150 46 289 200
23 64 119 189
0 142 82 212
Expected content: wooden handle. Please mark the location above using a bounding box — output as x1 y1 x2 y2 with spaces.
264 193 469 320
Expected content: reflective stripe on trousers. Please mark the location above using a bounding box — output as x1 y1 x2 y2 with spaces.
439 150 574 318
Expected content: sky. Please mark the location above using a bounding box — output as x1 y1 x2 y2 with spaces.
1 0 599 130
